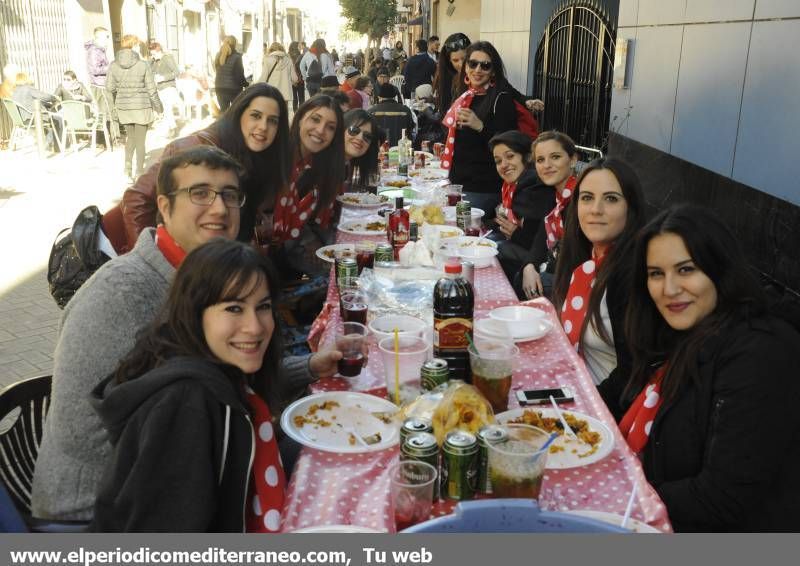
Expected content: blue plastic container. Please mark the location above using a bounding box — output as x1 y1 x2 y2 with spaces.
401 499 630 533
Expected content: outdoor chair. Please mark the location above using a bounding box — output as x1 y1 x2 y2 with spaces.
57 100 113 152
574 144 604 174
371 110 410 146
1 97 63 152
389 75 406 102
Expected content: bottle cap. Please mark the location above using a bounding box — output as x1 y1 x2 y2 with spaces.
444 260 462 274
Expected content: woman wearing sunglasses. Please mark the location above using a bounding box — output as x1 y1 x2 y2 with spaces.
441 41 518 218
343 109 380 186
434 33 471 115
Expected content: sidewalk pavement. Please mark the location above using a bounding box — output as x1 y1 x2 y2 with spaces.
0 116 210 390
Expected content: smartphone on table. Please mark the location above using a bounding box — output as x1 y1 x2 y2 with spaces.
516 386 575 406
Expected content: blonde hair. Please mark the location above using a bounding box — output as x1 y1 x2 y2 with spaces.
215 36 237 67
14 72 31 86
120 34 140 50
268 42 285 54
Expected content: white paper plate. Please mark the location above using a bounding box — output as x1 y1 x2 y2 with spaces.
281 392 400 454
315 243 355 264
336 193 390 208
338 216 388 236
494 408 614 469
291 524 387 533
474 317 552 343
562 510 662 533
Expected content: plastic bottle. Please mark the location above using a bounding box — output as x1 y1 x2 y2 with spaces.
398 129 409 176
433 260 475 381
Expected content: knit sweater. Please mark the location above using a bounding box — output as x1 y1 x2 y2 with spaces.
31 229 315 521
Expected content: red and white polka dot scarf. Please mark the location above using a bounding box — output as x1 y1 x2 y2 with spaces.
543 175 577 250
243 386 286 533
619 366 666 454
439 85 487 170
272 161 334 244
560 249 607 349
501 181 519 224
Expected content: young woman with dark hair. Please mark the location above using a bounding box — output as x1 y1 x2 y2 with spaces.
552 157 646 386
488 130 555 287
343 109 379 184
433 33 470 114
121 83 291 249
91 239 300 531
599 204 800 532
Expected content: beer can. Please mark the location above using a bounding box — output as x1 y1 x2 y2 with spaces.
460 261 474 288
400 417 433 447
401 431 440 499
421 140 430 153
421 358 449 391
374 243 395 263
441 430 479 500
335 257 358 289
477 425 509 494
433 142 444 159
414 152 426 169
456 200 471 231
409 221 419 242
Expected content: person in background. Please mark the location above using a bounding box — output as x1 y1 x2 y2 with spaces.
121 83 290 248
107 35 163 180
434 33 470 116
343 109 379 186
353 76 372 110
319 77 351 113
519 130 579 299
259 42 296 108
299 39 335 98
427 36 440 62
148 42 181 138
53 70 92 103
368 83 414 146
488 131 555 289
339 66 363 109
288 41 305 112
412 84 441 150
214 36 248 112
330 48 340 65
85 26 120 141
354 49 364 72
600 204 800 532
9 71 63 151
552 157 646 386
390 41 407 75
403 39 436 100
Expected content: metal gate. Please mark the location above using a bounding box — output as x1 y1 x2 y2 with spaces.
534 0 616 148
0 0 70 143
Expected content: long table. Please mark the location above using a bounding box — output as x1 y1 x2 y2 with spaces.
279 185 672 533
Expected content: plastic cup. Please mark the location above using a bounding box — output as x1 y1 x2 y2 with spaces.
460 213 482 237
468 339 519 412
335 322 369 377
488 424 550 499
444 184 463 206
378 335 428 405
389 460 437 532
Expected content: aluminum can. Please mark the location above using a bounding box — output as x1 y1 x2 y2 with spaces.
477 425 509 494
401 431 440 499
441 430 479 500
433 142 444 159
409 221 419 242
421 358 449 391
455 200 471 231
414 152 426 169
421 140 430 153
460 261 474 289
374 243 395 263
335 257 358 289
400 417 434 447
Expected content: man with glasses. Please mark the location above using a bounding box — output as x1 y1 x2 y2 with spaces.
33 146 343 522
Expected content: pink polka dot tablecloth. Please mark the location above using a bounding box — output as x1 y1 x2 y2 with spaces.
281 239 673 533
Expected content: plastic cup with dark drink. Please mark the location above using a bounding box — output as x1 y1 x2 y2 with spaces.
444 184 463 206
339 287 368 325
389 460 437 532
468 339 519 412
335 322 369 377
355 241 376 274
488 424 550 499
461 213 482 237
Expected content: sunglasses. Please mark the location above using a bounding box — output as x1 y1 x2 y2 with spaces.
467 59 493 71
445 37 470 51
346 125 374 143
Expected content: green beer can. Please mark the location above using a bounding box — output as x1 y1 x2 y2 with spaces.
477 424 509 494
401 431 440 499
441 430 478 500
374 243 395 263
421 358 449 391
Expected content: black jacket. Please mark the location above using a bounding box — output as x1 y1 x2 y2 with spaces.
90 358 256 532
368 100 415 146
402 52 436 98
449 90 517 194
506 169 555 251
599 316 800 532
215 52 247 92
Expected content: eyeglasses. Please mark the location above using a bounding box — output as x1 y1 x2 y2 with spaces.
467 59 493 71
346 125 374 144
445 37 470 51
170 185 246 208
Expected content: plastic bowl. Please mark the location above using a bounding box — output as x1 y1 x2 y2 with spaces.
489 306 546 338
443 206 485 223
437 236 499 269
421 223 464 251
368 314 428 343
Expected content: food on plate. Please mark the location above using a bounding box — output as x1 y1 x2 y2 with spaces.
344 221 387 232
385 179 411 188
339 193 389 205
409 204 445 226
507 409 602 457
432 383 495 444
293 400 341 428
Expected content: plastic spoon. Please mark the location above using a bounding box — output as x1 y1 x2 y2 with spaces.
549 395 578 440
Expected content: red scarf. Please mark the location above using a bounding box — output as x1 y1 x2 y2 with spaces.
543 175 577 250
440 84 488 170
244 385 287 533
561 249 607 349
272 160 335 244
501 181 519 224
619 366 666 454
154 225 187 268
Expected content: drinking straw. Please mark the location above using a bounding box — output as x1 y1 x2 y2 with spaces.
465 332 480 355
620 482 639 529
393 328 400 405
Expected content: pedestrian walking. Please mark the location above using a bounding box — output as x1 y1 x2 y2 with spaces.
288 41 305 111
214 36 248 112
259 43 296 106
84 26 120 141
148 42 182 138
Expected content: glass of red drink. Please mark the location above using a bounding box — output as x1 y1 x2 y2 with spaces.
334 322 369 377
355 241 376 273
444 184 463 207
461 213 482 237
389 460 437 532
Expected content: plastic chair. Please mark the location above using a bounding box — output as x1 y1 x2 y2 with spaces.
389 75 406 101
58 100 112 152
1 97 34 150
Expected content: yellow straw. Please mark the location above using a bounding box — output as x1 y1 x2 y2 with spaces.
393 328 400 405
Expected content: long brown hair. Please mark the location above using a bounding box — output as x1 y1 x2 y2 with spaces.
215 36 237 68
552 157 647 348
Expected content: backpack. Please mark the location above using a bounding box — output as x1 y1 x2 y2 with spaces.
47 205 112 308
307 54 323 83
494 92 540 139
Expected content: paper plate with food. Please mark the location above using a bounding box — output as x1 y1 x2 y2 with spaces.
336 192 390 208
338 216 388 236
315 243 356 263
281 392 399 454
494 408 614 469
